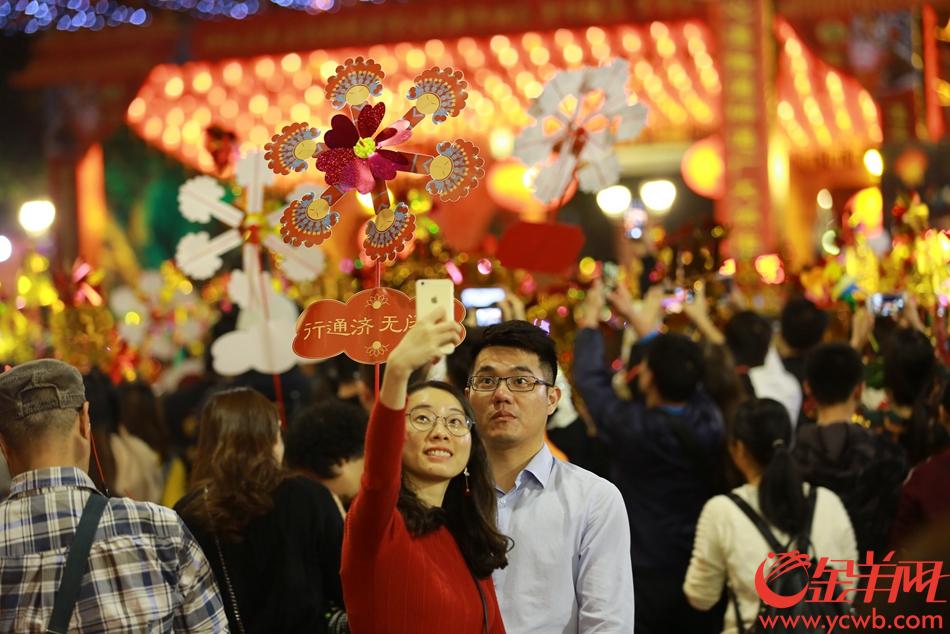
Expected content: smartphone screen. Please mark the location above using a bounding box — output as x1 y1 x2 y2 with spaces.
662 287 695 313
460 287 506 308
868 293 904 317
475 307 503 327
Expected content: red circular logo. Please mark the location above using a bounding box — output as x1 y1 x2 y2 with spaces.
754 551 812 609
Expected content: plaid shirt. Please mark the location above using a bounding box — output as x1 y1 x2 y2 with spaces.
0 467 229 633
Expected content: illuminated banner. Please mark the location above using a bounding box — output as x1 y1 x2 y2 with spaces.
716 0 773 261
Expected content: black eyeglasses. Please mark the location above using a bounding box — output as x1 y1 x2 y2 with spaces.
468 375 553 393
406 407 474 437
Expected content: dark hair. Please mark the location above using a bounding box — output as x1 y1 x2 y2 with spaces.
781 297 828 352
724 310 772 368
471 320 557 384
117 381 170 461
181 388 287 541
702 342 743 424
645 333 704 402
805 343 864 406
730 398 806 535
883 328 935 407
883 328 937 465
446 327 484 390
398 380 511 578
942 382 950 414
285 400 367 478
82 369 118 492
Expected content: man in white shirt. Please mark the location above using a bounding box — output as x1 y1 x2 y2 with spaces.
467 320 634 633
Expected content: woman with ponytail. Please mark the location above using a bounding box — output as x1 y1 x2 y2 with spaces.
683 398 857 633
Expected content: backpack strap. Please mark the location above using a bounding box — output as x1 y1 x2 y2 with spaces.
726 493 786 554
46 493 108 634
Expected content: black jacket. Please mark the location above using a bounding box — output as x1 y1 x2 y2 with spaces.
793 422 908 556
176 476 344 633
573 328 725 571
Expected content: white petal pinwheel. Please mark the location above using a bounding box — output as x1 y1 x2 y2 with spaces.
514 58 649 205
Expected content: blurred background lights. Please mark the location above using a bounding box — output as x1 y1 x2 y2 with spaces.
821 229 840 255
816 188 833 210
596 185 632 217
0 235 12 263
863 148 884 177
639 179 677 214
489 128 514 159
18 200 56 236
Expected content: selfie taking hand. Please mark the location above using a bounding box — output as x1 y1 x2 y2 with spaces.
389 310 463 373
380 310 464 411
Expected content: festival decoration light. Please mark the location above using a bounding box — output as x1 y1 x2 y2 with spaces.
264 57 483 262
774 18 882 156
639 179 676 214
596 185 632 218
863 149 884 177
513 58 648 205
129 22 880 175
0 235 12 263
129 23 728 175
680 135 724 200
0 0 381 33
109 266 215 362
18 200 56 236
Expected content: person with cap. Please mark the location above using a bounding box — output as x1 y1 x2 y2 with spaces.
0 359 229 633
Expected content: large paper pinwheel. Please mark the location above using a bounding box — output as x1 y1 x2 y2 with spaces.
265 57 484 261
174 151 326 283
514 58 649 205
174 151 321 375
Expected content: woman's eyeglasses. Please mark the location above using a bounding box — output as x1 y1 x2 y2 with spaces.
406 408 474 437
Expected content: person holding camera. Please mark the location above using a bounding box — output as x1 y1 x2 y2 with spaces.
573 281 724 634
341 310 509 633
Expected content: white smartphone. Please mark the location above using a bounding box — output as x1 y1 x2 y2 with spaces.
415 278 456 354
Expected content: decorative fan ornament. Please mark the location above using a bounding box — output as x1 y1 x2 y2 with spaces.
264 57 483 261
514 58 649 205
363 202 417 261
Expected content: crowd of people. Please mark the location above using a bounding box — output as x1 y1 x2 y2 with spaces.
0 278 948 633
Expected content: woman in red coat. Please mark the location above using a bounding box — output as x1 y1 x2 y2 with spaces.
342 309 510 633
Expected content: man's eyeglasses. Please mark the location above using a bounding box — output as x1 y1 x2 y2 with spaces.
406 408 474 437
468 375 553 393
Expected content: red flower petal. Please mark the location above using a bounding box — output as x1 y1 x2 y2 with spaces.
316 147 356 185
354 160 376 194
375 127 397 144
324 114 359 149
368 152 399 181
376 118 412 148
357 102 386 138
